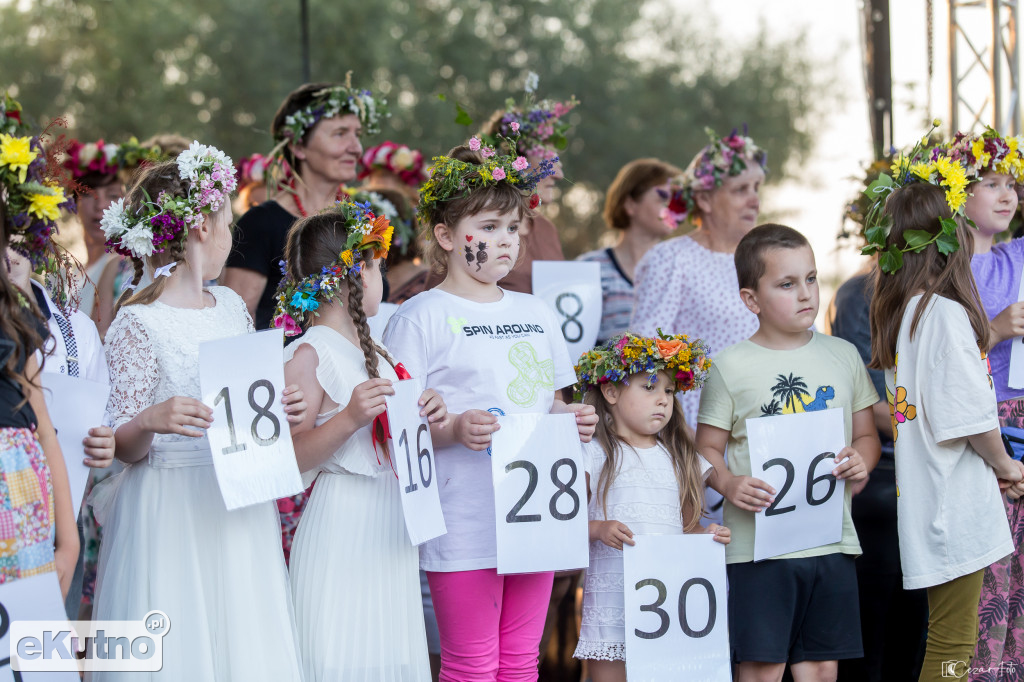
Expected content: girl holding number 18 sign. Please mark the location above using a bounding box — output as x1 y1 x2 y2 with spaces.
276 201 449 681
384 132 598 682
570 331 730 681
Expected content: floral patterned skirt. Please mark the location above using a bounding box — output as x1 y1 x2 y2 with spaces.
278 485 312 564
970 401 1024 681
0 428 55 583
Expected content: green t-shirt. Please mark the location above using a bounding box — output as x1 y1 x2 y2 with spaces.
697 332 879 564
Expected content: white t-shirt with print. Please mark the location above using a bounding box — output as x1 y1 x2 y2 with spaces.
383 288 577 572
887 294 1011 590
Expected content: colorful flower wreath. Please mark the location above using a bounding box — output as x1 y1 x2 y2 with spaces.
572 330 713 402
274 76 389 146
418 132 558 224
662 127 768 228
0 100 76 274
236 153 272 189
358 141 428 187
858 120 1012 273
342 187 415 256
481 72 578 160
100 141 236 259
272 200 394 336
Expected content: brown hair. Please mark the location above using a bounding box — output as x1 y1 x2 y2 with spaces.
139 133 190 159
603 158 682 230
734 223 812 290
271 82 336 174
869 182 989 369
284 210 397 453
587 373 707 531
0 202 47 406
113 160 217 314
421 145 531 275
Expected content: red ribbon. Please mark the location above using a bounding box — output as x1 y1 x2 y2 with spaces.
372 363 413 477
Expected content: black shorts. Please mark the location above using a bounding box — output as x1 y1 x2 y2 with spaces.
726 553 863 664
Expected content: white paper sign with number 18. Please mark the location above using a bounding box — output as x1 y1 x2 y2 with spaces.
532 260 601 359
385 377 447 546
624 534 730 682
747 408 846 561
491 412 589 574
199 328 303 510
1008 273 1024 388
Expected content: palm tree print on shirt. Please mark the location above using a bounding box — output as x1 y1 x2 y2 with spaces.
760 373 835 416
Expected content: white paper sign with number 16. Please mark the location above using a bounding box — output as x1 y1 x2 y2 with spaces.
747 408 847 561
491 412 589 574
385 377 447 546
199 328 304 510
624 534 730 682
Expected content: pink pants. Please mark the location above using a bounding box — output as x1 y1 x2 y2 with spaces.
427 569 554 682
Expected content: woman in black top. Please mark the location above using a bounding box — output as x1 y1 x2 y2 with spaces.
223 79 388 331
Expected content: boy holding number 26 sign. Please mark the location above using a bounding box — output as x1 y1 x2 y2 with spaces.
695 225 881 682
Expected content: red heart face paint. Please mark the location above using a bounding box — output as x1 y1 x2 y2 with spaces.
466 235 473 242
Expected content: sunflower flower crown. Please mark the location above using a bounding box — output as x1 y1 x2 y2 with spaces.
418 131 557 225
100 141 236 259
0 94 76 275
662 127 768 228
484 72 578 159
272 200 394 336
572 330 713 403
858 120 1018 273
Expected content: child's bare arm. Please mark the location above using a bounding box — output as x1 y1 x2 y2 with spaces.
832 407 882 482
968 427 1024 482
695 422 775 512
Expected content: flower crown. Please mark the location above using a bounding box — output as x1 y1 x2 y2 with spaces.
274 76 389 147
0 94 77 277
272 200 395 336
662 127 768 228
358 141 428 187
417 131 557 225
61 137 164 181
237 153 271 189
858 119 1005 273
342 187 415 256
100 141 236 259
485 73 578 158
572 330 713 403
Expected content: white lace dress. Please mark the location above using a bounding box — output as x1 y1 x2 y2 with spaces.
285 326 430 682
574 440 712 661
87 287 302 682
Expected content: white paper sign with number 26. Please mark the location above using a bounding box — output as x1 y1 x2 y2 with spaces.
385 377 447 546
491 412 589 574
199 328 304 510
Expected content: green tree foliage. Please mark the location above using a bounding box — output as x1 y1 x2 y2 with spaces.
2 0 831 255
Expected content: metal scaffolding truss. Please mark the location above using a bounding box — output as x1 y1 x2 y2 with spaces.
949 0 1020 134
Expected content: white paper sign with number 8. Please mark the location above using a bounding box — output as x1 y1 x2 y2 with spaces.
199 328 304 510
624 534 731 682
491 412 589 574
747 408 847 561
385 377 447 546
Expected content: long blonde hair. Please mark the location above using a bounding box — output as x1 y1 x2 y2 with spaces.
587 375 707 532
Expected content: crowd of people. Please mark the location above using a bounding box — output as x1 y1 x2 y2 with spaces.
2 72 1024 682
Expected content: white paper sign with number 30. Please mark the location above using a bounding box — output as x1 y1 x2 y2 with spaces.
624 534 731 682
491 412 589 574
199 328 304 510
385 377 447 546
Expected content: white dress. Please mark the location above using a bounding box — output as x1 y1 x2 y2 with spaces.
285 325 430 682
88 287 303 681
573 440 712 661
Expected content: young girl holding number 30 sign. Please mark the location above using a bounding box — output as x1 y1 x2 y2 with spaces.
93 146 307 681
570 331 730 681
275 201 448 681
383 133 598 682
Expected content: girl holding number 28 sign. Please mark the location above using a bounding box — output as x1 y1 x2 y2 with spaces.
94 145 307 681
384 131 598 682
571 331 731 681
276 201 449 681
